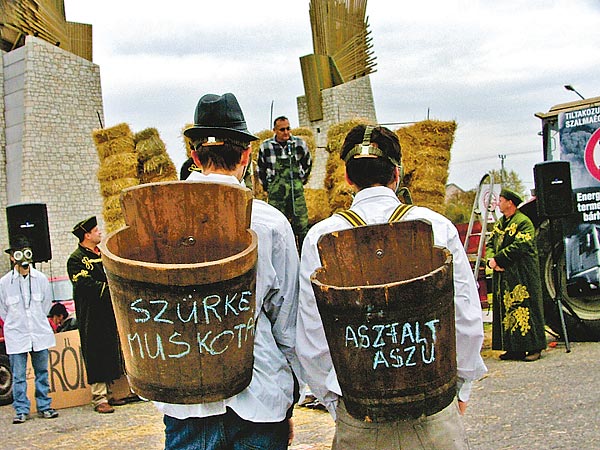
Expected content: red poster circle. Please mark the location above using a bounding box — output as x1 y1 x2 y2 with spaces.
584 128 600 181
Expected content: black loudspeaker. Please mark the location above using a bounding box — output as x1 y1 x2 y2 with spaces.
6 203 52 262
534 161 574 219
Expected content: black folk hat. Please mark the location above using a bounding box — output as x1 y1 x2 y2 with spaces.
500 188 523 207
4 235 32 254
183 93 258 144
72 216 97 240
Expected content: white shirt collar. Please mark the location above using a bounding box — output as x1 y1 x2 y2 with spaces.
352 186 399 207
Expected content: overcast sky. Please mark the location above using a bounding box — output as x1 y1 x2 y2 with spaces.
64 0 600 192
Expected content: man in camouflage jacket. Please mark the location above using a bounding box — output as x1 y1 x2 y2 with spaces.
258 116 312 249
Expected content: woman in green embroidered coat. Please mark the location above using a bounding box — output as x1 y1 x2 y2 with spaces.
486 189 546 361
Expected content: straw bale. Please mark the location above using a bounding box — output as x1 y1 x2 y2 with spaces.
97 153 138 181
133 127 159 144
181 123 194 158
99 177 139 198
292 127 316 162
410 189 446 215
141 153 176 175
140 165 178 184
250 130 274 164
135 130 167 161
103 204 124 224
324 153 345 191
326 119 370 154
305 188 331 225
247 163 268 201
92 123 132 146
102 193 125 234
104 218 126 235
141 169 178 184
95 135 136 161
328 183 353 214
394 120 456 213
103 194 121 212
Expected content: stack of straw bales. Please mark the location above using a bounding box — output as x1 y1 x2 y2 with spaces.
92 123 139 234
93 124 179 234
396 120 456 214
134 128 177 183
321 118 455 217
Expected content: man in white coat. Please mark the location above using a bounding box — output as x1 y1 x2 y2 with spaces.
296 125 487 449
0 236 58 424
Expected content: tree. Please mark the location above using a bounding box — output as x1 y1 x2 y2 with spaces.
444 169 526 224
444 188 476 224
490 169 527 199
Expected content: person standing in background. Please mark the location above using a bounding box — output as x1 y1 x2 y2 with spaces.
258 116 312 249
67 216 125 413
486 188 546 362
0 236 59 424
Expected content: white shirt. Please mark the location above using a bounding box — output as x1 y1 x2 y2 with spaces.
154 172 301 422
0 266 55 354
296 186 488 418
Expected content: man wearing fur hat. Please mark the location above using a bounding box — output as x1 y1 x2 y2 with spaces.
296 125 487 449
67 216 124 413
486 188 546 362
154 93 301 450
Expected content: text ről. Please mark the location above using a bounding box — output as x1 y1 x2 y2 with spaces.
344 319 440 370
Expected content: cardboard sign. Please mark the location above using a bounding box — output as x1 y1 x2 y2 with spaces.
26 330 91 411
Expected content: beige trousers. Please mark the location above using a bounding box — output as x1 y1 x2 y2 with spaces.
332 399 469 450
90 382 109 407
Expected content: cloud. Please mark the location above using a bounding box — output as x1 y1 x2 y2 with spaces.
65 0 600 190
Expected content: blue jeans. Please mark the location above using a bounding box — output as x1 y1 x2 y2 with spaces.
9 349 52 415
164 407 289 450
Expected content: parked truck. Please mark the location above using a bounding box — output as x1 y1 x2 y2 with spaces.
532 95 600 341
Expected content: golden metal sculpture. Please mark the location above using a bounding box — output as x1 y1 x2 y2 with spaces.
302 0 377 121
0 0 92 61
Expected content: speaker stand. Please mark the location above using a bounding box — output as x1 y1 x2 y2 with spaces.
549 218 571 353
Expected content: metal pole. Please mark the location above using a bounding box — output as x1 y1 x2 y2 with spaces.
498 154 506 182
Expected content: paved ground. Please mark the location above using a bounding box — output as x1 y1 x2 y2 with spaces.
2 330 599 449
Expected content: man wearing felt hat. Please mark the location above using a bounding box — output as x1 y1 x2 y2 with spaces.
154 93 301 450
486 188 546 362
0 236 59 423
296 125 487 449
67 216 124 413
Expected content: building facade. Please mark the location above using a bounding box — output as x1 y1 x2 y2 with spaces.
1 36 103 275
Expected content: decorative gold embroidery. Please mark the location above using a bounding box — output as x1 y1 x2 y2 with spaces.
502 284 532 336
505 223 517 236
72 269 89 282
81 256 101 270
515 231 533 242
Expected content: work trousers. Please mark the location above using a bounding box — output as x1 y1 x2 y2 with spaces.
332 399 469 450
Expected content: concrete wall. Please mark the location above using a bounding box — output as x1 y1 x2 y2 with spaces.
297 75 377 190
1 36 104 276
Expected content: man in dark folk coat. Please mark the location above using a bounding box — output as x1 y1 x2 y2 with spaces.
67 216 124 413
486 189 546 362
